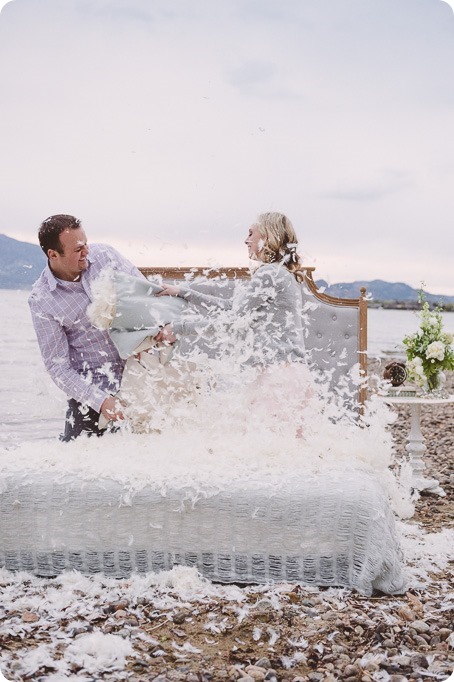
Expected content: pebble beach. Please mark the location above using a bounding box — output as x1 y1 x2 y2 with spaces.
1 363 453 682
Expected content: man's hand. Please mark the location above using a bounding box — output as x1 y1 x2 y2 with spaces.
156 285 181 297
154 323 177 344
100 396 125 422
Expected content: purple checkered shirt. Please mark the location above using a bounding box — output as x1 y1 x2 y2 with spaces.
29 244 144 412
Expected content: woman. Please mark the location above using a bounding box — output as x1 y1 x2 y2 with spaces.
155 212 315 432
88 212 314 432
157 212 308 366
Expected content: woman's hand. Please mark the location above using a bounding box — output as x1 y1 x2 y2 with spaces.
154 323 177 344
156 285 181 297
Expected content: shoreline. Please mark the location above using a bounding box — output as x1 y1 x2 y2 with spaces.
1 286 454 312
368 302 454 311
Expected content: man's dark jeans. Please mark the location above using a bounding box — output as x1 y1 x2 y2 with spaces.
60 398 106 442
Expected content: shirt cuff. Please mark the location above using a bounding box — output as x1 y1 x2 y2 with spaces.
90 388 112 413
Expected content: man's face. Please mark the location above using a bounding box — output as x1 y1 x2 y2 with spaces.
48 228 89 281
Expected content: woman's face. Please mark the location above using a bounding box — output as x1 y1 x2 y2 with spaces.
245 223 265 260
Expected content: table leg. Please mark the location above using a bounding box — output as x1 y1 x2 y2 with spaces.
405 403 445 496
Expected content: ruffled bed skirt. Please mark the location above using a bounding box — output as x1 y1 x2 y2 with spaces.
0 466 406 595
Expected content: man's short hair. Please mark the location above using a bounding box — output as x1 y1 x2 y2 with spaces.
38 214 81 255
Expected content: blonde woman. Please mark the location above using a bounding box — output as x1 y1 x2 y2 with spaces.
157 212 315 432
158 212 308 367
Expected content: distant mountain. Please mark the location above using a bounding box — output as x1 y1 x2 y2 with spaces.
316 279 454 305
0 234 45 289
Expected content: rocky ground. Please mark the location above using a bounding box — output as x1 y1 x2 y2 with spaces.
1 365 453 682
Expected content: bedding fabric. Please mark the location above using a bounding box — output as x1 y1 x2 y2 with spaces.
0 466 406 595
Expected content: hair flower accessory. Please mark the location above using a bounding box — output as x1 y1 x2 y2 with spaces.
287 243 298 263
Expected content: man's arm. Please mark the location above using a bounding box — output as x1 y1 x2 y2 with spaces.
30 302 112 412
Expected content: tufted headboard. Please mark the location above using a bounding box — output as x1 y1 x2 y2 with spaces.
139 266 367 408
299 268 367 409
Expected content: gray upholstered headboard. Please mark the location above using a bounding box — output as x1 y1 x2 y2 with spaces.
299 274 367 408
139 266 368 409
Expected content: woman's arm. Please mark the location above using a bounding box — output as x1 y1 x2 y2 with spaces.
168 265 281 339
158 283 234 311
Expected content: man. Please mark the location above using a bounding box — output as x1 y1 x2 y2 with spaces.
29 214 145 441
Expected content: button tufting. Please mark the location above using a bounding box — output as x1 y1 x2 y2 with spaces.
344 333 350 339
316 332 322 338
332 314 337 321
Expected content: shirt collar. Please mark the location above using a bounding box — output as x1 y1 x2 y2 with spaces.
43 262 59 291
44 252 93 291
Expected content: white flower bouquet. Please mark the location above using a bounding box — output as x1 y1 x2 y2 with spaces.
403 292 454 392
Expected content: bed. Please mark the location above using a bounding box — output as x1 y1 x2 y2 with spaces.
0 267 406 595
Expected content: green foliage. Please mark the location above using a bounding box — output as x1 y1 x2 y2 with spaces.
403 289 454 390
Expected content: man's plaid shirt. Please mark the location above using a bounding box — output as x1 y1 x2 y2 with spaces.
29 244 143 411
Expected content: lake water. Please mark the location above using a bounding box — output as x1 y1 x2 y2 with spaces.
368 306 454 356
1 290 453 445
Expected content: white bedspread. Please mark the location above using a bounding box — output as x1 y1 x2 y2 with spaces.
0 465 406 595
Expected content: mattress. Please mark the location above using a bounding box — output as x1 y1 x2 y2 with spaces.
0 465 406 596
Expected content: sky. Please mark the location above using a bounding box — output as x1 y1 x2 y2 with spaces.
1 0 453 293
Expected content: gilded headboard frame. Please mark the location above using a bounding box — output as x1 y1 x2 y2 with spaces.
139 266 368 406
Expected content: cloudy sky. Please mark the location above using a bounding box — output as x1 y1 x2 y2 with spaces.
1 0 453 293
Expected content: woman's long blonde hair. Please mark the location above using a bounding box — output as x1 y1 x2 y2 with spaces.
256 212 304 281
